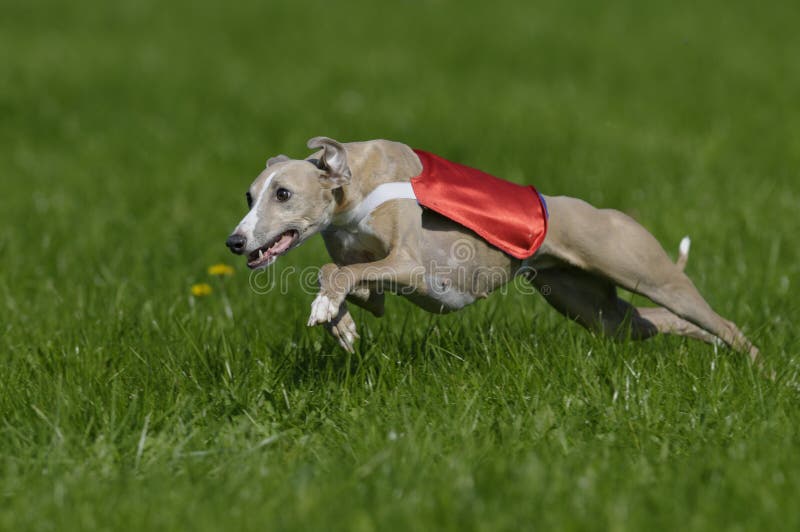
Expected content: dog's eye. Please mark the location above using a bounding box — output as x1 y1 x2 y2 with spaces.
276 188 292 202
246 192 253 208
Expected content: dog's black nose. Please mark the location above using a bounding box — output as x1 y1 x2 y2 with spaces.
226 234 247 254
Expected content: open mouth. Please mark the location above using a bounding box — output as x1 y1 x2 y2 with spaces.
246 230 299 269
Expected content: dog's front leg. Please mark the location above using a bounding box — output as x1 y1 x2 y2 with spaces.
317 284 383 353
324 302 359 353
308 256 421 328
347 283 385 317
318 286 383 353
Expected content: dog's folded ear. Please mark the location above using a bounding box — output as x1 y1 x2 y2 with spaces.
266 154 290 167
307 136 352 188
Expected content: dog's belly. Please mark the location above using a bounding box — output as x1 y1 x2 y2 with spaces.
401 211 521 313
400 274 478 314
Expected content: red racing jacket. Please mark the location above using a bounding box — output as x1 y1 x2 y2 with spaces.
410 150 549 259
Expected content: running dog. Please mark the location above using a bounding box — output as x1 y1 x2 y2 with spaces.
225 136 759 363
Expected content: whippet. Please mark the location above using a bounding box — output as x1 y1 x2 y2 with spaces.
226 137 759 364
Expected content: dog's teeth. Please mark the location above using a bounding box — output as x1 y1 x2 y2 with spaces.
259 250 264 259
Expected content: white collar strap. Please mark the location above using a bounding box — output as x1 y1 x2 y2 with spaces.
330 182 417 228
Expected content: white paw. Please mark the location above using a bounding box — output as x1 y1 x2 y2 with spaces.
307 293 339 326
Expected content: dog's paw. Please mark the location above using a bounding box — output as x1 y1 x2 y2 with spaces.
327 311 359 353
307 293 340 326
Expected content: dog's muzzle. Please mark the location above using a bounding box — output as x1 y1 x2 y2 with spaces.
225 230 300 268
244 230 299 269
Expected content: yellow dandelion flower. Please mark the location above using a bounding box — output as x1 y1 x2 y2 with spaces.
208 263 234 276
191 283 213 297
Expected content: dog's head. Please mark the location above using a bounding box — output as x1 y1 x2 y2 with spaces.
226 136 351 269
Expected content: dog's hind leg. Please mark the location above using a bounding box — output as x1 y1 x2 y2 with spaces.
634 307 719 344
531 266 715 343
541 196 759 363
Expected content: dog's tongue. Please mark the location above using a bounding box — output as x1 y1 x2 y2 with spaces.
270 232 295 254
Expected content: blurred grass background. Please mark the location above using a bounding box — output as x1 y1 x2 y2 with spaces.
1 0 799 530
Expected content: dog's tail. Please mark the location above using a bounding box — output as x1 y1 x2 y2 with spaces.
676 236 691 271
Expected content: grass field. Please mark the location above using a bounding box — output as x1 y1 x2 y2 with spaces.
2 0 800 530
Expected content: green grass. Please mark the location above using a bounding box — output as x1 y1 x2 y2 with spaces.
2 0 800 530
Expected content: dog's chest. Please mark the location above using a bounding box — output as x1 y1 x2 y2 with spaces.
322 223 386 264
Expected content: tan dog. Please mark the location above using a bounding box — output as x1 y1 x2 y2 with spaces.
226 136 759 363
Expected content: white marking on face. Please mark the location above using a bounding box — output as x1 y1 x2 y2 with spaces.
235 171 277 244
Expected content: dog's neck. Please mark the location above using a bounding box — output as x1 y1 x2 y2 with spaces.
325 143 423 230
